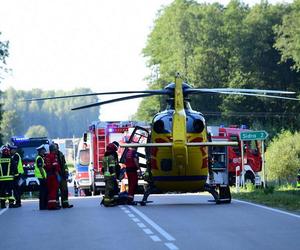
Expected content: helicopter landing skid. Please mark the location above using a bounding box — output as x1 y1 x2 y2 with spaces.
204 183 231 204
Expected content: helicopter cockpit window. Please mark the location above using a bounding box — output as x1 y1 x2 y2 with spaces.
153 119 170 134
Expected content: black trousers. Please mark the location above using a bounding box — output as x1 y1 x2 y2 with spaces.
13 176 23 205
0 180 14 207
38 179 48 210
58 179 70 207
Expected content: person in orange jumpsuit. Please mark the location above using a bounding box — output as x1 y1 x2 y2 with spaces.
124 147 140 205
44 144 61 210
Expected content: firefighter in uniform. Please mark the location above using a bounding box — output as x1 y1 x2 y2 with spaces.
101 142 120 206
8 144 24 207
0 146 18 209
44 144 60 210
54 143 73 208
34 145 48 210
125 147 140 205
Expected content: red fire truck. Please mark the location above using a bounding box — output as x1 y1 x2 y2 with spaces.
74 121 148 196
207 126 262 186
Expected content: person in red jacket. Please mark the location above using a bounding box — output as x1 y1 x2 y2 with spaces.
44 144 61 210
124 147 140 205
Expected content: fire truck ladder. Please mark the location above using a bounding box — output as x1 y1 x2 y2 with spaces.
96 128 106 172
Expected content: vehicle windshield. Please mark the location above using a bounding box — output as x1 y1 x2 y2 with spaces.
79 149 90 166
19 147 37 162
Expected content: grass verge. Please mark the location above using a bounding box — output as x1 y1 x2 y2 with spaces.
231 184 300 214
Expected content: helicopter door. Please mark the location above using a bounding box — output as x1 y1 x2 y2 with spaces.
120 126 149 167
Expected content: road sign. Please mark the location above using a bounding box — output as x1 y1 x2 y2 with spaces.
240 130 268 141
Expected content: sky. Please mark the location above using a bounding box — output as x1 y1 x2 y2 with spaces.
0 0 293 121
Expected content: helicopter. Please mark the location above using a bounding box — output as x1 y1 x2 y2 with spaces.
25 73 299 205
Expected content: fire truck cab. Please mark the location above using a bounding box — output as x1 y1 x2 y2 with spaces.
11 137 50 191
207 126 262 186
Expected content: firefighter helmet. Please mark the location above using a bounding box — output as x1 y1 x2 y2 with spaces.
1 145 10 156
106 143 118 152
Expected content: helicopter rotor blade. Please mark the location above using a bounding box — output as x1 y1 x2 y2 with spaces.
71 93 159 110
186 88 296 95
22 90 170 102
200 90 300 101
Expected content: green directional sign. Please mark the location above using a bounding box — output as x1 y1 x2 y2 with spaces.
240 130 268 141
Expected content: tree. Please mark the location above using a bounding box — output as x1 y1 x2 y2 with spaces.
274 0 300 71
25 125 49 138
2 88 99 138
0 110 22 144
265 130 300 184
0 32 10 145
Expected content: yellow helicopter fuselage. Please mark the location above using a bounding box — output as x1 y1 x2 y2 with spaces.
149 76 208 192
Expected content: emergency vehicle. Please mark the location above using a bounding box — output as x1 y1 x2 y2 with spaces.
11 137 50 191
207 126 262 186
74 121 148 196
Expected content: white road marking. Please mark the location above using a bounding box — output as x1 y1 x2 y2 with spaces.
143 228 154 235
128 206 176 241
165 242 179 250
150 235 161 242
0 208 8 216
132 217 140 222
234 199 300 219
124 210 130 213
127 213 135 218
137 222 146 228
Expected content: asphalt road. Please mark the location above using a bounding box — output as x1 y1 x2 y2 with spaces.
0 194 299 250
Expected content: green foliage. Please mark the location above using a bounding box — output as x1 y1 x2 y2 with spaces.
137 0 300 131
25 125 49 138
0 110 22 144
274 0 300 71
265 130 300 183
2 88 99 138
0 32 10 145
232 185 300 213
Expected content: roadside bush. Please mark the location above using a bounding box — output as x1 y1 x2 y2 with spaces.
265 130 300 184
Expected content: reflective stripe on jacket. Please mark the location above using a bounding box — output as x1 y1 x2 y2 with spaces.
0 158 14 181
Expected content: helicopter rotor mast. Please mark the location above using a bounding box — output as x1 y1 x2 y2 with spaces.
172 74 188 172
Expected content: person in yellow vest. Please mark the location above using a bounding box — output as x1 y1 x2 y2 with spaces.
0 146 18 209
34 145 48 210
8 144 24 207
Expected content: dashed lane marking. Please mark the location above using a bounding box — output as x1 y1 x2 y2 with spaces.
165 242 179 250
132 217 140 222
128 205 176 241
120 205 179 250
143 228 154 235
150 235 162 242
137 222 146 228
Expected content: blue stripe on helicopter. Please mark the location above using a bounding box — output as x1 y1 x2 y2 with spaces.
152 175 207 181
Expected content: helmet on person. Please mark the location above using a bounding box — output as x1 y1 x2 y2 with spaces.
1 146 10 156
49 143 56 152
106 143 118 152
112 141 120 148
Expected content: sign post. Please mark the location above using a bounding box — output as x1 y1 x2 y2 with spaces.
240 130 269 188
